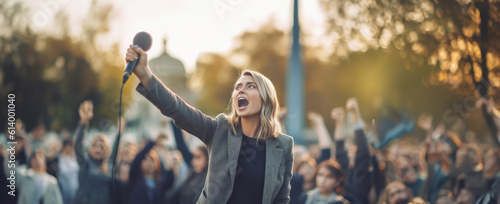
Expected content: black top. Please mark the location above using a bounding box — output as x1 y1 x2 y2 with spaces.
227 134 266 204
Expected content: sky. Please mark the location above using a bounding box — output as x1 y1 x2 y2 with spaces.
26 0 327 72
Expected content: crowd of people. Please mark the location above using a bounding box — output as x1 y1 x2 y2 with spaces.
289 97 500 204
2 50 500 204
1 95 499 204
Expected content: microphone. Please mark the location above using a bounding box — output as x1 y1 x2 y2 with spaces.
123 31 152 83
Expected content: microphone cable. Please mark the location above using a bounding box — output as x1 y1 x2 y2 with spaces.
111 82 124 204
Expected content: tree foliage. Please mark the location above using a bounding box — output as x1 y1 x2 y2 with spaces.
191 19 497 140
0 0 130 132
319 0 500 96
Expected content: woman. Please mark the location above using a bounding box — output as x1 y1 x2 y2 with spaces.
57 139 79 204
303 159 348 204
290 156 317 204
125 45 294 203
72 100 116 204
16 150 63 204
128 139 174 204
170 122 208 204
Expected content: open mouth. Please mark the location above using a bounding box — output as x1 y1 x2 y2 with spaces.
238 97 249 109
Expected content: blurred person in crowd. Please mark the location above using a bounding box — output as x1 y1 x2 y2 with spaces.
290 155 317 204
17 149 63 204
116 160 131 183
127 46 294 204
128 133 175 204
45 138 62 177
447 143 488 198
418 114 462 202
331 99 372 204
0 141 17 204
1 132 31 204
169 122 209 204
394 155 424 196
303 159 348 204
307 112 336 165
72 100 119 204
57 139 79 204
379 181 413 204
308 144 322 163
289 111 341 204
113 159 131 204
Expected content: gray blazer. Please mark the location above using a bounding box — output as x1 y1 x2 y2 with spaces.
137 76 294 204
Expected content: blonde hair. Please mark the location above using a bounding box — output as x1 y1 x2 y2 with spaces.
228 70 282 140
90 134 111 173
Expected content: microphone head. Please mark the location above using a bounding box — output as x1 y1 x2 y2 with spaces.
133 31 152 51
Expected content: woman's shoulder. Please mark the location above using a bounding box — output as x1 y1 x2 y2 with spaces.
214 113 231 128
276 133 294 146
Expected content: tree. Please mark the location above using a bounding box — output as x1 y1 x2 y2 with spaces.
320 0 500 144
0 0 130 132
191 20 493 143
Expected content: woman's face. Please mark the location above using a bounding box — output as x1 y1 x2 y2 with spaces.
118 163 130 182
90 139 106 160
62 143 74 156
192 148 207 173
30 153 45 172
232 75 262 118
141 155 156 175
297 163 315 182
315 167 340 195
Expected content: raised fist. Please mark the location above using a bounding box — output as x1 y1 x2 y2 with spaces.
330 107 345 122
79 100 94 125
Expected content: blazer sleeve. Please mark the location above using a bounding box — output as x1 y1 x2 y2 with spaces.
136 76 218 145
273 137 294 204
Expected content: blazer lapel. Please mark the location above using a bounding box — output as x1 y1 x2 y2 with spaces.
262 137 284 204
227 126 242 186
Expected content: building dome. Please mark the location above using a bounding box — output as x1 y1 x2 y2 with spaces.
148 38 191 101
149 38 186 78
125 37 194 143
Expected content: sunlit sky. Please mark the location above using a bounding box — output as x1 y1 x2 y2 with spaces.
25 0 327 72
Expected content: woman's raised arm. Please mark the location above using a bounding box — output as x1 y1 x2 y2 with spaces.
126 45 218 144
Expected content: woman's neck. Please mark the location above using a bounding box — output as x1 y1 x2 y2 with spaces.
240 115 260 138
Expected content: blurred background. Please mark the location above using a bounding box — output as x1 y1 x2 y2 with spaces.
1 0 500 145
